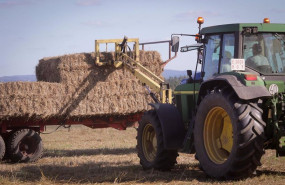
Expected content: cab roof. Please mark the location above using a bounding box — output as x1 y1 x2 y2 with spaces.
200 23 285 34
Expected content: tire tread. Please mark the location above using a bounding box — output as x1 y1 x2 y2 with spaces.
137 110 178 171
195 86 265 179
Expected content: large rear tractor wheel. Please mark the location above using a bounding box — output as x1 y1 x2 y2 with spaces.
7 129 43 163
0 135 5 161
137 110 178 171
194 88 265 179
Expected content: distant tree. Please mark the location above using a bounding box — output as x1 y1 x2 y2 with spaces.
165 76 188 90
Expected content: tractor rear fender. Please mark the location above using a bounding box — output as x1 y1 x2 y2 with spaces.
149 103 186 150
197 75 271 104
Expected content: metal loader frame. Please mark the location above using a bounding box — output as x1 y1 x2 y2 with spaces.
95 37 172 104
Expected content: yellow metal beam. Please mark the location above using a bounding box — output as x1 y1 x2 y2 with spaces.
96 38 139 44
168 89 172 104
133 68 161 92
174 91 199 95
94 37 173 104
121 53 164 83
95 38 140 65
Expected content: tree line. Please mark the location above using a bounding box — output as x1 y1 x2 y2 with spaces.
164 76 188 90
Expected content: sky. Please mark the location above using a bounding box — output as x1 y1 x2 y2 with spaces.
0 0 285 76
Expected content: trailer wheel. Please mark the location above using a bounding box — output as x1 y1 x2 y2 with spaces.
194 88 265 179
137 110 178 171
0 135 5 160
7 129 43 163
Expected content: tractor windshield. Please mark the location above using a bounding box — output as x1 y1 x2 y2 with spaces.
243 33 285 74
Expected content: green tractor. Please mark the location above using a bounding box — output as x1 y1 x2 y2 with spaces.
137 17 285 179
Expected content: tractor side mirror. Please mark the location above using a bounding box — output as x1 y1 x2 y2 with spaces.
187 70 192 77
171 36 179 52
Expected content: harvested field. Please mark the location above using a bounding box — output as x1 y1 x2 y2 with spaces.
0 125 285 185
0 51 162 121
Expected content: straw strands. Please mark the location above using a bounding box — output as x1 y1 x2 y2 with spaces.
0 51 163 121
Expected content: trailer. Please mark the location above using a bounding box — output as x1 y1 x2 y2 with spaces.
0 38 176 163
0 113 142 162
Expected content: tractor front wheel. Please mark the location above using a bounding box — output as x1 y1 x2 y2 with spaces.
194 89 265 179
137 110 178 171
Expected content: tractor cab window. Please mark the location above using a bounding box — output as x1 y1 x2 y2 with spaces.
243 33 285 74
203 35 221 80
220 34 235 73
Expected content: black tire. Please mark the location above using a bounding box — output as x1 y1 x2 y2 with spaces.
137 110 178 171
7 129 43 163
2 130 16 161
0 135 5 161
194 88 265 179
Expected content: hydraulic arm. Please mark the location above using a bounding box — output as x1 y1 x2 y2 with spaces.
95 37 172 103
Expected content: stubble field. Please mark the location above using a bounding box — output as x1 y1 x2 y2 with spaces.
0 125 285 185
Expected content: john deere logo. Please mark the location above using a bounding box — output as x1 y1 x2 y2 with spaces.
269 84 279 95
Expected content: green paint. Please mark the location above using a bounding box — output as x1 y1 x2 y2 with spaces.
201 23 285 34
264 81 285 93
174 83 200 126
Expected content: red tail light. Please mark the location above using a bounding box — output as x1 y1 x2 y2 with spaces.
244 74 257 81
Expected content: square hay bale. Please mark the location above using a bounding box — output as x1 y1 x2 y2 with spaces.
0 81 152 121
0 82 65 120
1 51 163 121
36 51 163 85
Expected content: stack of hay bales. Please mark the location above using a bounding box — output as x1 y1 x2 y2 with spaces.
0 82 65 120
0 51 163 121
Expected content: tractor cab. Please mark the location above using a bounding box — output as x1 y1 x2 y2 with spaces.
200 20 285 79
174 18 285 126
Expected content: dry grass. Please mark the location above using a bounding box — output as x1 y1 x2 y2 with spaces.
36 51 163 84
0 125 285 185
0 51 162 121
